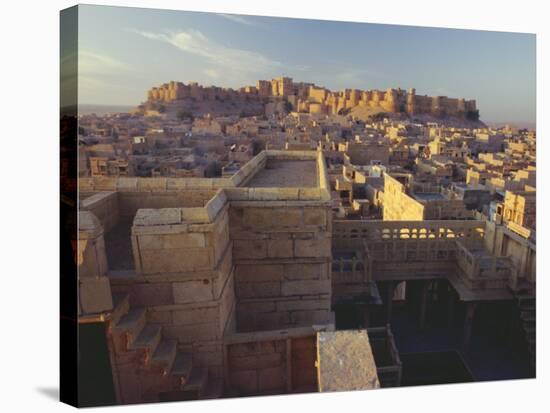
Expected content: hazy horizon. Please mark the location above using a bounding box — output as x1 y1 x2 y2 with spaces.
73 5 536 126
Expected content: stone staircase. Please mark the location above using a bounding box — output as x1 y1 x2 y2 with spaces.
512 284 536 369
110 293 223 403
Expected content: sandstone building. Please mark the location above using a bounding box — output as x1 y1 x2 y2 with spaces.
77 148 535 405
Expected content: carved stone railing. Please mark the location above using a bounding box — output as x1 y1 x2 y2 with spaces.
333 219 486 243
456 238 513 290
333 219 486 265
332 220 516 289
332 238 371 282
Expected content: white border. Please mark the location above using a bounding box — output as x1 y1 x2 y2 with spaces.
0 0 546 412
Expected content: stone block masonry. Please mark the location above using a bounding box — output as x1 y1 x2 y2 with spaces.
228 340 287 395
77 150 336 402
230 204 333 332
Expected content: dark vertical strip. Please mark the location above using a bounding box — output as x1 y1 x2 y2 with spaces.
60 5 79 407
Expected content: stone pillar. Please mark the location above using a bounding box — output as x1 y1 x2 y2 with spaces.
462 302 478 353
500 302 513 343
437 280 447 304
361 304 370 329
419 281 430 329
385 282 396 324
519 245 529 283
404 281 416 320
447 288 456 328
78 211 108 278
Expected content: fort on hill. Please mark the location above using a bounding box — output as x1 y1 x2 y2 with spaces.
142 77 480 122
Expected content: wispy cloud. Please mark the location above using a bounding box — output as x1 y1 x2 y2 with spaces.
77 51 141 104
217 13 259 27
78 51 129 75
204 68 221 79
133 29 281 75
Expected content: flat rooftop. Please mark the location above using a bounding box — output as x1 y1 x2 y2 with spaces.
248 159 318 188
413 192 445 201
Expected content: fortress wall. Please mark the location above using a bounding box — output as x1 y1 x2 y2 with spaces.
309 86 327 103
412 95 433 114
309 103 325 114
145 81 477 120
465 100 477 111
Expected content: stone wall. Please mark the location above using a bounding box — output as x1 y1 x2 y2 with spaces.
78 211 113 315
118 190 216 220
227 339 288 395
383 174 470 221
423 199 472 220
229 203 333 332
344 143 390 165
131 204 229 275
383 174 424 221
225 331 317 396
78 211 109 278
485 221 536 284
77 150 338 398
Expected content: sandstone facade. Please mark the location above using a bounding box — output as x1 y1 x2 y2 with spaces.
145 78 477 120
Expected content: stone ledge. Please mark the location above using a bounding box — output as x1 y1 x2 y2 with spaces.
78 211 104 239
224 324 333 345
134 208 182 226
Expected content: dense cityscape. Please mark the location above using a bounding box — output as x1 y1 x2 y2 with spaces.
75 74 536 405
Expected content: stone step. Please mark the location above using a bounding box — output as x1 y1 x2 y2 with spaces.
201 377 223 400
518 302 535 312
184 367 208 395
520 311 535 323
107 269 137 279
517 293 535 301
515 287 534 298
110 292 130 326
523 325 536 336
113 307 146 346
170 352 193 384
151 339 178 373
129 323 162 355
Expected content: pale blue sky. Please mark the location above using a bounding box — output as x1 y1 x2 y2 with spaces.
76 4 536 126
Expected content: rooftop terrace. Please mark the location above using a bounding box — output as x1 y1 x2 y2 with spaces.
413 192 446 201
248 159 318 188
